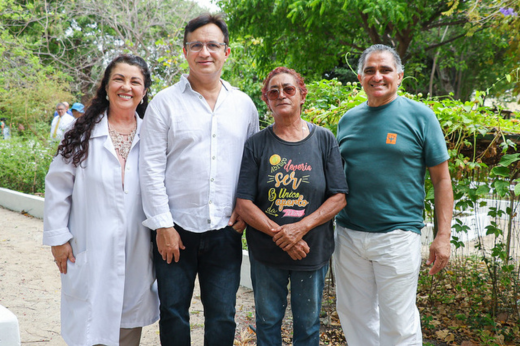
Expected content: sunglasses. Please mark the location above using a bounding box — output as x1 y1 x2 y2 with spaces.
266 86 297 100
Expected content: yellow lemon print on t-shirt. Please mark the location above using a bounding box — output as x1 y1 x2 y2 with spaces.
270 154 281 166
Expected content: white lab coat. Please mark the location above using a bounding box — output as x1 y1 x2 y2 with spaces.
43 113 159 346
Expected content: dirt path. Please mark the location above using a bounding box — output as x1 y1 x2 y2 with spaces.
0 206 256 345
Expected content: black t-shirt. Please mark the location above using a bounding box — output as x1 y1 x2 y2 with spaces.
236 124 348 270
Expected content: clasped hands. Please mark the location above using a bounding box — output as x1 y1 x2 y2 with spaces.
271 223 309 260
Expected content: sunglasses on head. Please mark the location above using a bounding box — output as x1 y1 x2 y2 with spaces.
266 85 297 100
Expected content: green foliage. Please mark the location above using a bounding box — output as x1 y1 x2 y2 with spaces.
0 0 74 130
222 36 269 126
465 0 520 96
302 79 365 135
222 0 458 75
0 134 55 194
221 0 519 100
0 76 73 132
0 0 203 100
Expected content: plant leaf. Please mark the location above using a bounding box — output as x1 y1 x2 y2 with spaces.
498 153 520 167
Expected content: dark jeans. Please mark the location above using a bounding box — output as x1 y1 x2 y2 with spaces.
152 225 243 346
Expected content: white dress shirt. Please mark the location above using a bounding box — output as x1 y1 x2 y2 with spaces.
49 113 75 141
139 75 259 233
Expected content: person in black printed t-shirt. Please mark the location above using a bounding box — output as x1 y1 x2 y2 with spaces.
236 67 348 346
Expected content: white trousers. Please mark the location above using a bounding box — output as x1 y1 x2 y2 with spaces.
333 226 422 346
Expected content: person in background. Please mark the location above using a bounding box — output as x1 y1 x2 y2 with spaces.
139 13 259 346
63 102 71 114
334 44 454 346
0 118 10 139
49 102 75 142
70 102 85 118
43 54 159 346
235 67 348 345
53 101 73 117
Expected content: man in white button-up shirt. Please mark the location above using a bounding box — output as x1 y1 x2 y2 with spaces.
49 103 75 142
139 14 259 346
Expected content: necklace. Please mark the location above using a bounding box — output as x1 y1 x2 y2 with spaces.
108 120 137 161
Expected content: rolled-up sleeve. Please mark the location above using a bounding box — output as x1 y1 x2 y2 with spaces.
139 101 174 230
43 155 75 246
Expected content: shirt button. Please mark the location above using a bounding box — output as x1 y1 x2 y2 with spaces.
211 178 214 182
209 200 212 204
212 134 216 138
199 96 203 99
207 219 211 224
124 190 129 194
212 156 216 160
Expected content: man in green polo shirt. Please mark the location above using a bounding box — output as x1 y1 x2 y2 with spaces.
334 44 454 346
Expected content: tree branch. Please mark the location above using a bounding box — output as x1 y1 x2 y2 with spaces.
359 11 382 44
419 2 453 29
424 29 484 52
425 19 469 30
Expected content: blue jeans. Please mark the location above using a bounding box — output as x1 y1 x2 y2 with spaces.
153 225 242 346
249 252 328 346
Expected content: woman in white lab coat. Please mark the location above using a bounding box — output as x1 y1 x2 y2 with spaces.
43 54 159 346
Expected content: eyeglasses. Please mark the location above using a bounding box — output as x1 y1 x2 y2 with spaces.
266 86 297 100
185 41 227 52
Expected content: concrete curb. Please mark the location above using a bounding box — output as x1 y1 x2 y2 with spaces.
0 188 44 219
240 250 252 289
0 305 21 346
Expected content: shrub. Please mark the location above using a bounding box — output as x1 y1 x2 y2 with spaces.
0 135 55 195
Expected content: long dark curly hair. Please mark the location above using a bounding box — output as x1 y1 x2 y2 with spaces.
57 54 152 167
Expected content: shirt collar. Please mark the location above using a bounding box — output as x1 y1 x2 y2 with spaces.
180 74 232 94
91 110 142 139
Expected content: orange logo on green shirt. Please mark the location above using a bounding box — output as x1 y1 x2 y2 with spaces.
386 133 397 144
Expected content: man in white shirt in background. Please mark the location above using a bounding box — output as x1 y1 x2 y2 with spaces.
52 101 72 117
49 102 75 142
139 13 259 346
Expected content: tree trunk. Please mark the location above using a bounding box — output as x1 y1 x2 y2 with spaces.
429 27 449 96
437 65 455 95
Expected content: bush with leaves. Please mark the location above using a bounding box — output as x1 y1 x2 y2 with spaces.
0 136 55 195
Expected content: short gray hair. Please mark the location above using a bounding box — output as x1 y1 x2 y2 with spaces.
357 44 404 75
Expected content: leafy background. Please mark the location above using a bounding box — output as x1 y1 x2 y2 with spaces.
1 0 520 344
